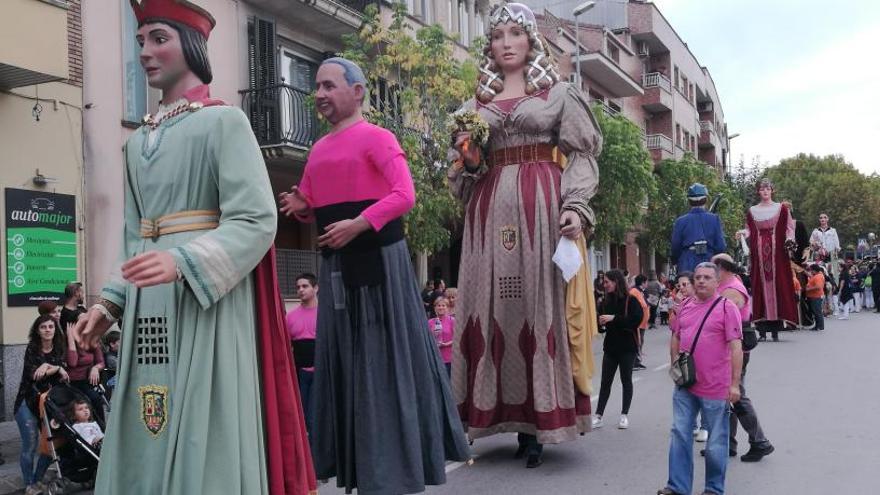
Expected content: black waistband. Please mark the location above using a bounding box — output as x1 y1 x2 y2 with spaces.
314 200 404 256
314 200 405 287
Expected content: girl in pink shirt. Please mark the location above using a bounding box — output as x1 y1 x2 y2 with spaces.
428 297 455 376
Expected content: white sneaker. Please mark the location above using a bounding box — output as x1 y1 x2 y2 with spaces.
591 415 603 429
618 415 629 429
695 428 709 442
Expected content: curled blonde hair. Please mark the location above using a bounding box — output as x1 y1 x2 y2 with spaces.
477 5 560 104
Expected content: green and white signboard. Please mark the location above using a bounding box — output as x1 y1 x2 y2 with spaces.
5 188 77 306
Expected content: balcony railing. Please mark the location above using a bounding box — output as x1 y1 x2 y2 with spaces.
590 99 620 117
240 84 319 149
699 120 715 133
645 133 673 152
642 72 672 93
336 0 372 12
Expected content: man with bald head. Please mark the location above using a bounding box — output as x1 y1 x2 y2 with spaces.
279 58 469 494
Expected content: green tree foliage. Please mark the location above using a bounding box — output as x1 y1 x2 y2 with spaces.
641 155 745 256
762 154 880 247
590 107 656 243
341 3 478 253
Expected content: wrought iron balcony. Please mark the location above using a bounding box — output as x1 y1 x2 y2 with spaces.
239 84 319 149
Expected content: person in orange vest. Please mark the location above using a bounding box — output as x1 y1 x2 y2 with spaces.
630 275 650 371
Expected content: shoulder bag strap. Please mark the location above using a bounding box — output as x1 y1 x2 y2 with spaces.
688 296 724 355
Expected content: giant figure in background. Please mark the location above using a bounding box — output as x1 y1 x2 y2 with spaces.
448 3 602 469
73 1 316 493
736 179 798 341
671 183 726 275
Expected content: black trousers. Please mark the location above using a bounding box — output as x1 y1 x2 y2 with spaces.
649 304 658 326
517 433 543 455
874 286 880 312
730 353 771 450
757 320 781 340
595 351 637 416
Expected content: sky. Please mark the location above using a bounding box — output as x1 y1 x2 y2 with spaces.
649 0 880 175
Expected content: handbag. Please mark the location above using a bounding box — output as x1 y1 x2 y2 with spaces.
742 326 758 351
669 297 724 388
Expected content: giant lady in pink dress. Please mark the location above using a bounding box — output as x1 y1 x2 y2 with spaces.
447 3 602 467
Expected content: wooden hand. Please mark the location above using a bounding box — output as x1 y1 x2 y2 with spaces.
74 306 115 351
122 250 178 288
317 216 372 249
559 210 582 240
279 186 310 217
453 132 480 167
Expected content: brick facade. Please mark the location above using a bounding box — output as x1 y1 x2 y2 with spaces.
67 0 83 87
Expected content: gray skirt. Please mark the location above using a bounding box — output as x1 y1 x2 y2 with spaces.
311 240 470 495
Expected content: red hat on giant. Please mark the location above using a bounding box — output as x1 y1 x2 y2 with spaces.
129 0 216 39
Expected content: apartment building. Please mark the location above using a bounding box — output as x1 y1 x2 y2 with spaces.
534 0 729 275
0 0 85 420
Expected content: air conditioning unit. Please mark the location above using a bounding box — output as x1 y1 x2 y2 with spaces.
637 41 649 57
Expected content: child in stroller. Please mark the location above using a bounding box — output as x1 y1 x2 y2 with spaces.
38 383 108 493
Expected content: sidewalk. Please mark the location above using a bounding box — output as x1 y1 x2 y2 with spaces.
0 421 24 495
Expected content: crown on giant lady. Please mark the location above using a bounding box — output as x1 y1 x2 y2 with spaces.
129 0 216 39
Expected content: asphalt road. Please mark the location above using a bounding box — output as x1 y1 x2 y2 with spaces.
321 308 880 494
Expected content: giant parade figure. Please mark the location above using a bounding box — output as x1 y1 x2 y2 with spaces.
671 183 727 275
73 1 316 493
736 178 798 341
447 2 603 469
279 57 470 494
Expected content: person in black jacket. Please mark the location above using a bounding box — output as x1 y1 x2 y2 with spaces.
870 263 880 313
592 269 644 430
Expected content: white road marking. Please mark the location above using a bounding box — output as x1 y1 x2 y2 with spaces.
654 363 670 371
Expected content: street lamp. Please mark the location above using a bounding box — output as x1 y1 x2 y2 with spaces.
573 1 595 89
727 132 741 176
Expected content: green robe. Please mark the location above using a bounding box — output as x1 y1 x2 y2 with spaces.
96 104 276 494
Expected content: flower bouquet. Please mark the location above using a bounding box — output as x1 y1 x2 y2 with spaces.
447 109 489 168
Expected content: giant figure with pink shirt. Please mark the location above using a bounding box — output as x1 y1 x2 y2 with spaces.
279 57 469 495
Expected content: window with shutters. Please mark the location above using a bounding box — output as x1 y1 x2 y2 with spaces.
244 16 281 145
280 49 320 147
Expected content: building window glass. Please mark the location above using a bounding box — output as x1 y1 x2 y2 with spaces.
448 0 454 32
122 5 147 122
421 0 432 23
458 0 469 45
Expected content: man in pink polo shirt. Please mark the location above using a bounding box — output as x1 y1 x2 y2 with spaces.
286 273 318 433
658 262 743 495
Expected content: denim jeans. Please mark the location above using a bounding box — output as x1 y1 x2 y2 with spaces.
808 297 824 330
666 387 730 495
14 404 51 486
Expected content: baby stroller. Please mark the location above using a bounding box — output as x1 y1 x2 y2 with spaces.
37 383 108 494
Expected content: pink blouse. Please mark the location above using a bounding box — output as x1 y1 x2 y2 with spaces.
294 120 416 231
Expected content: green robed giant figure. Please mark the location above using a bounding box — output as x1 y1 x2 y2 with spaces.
73 1 317 494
